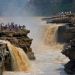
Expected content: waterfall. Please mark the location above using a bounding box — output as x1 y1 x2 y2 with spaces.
43 24 64 50
0 40 31 72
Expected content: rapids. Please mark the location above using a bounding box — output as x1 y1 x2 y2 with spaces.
0 17 68 75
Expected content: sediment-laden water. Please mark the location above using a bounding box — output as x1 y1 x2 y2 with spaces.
0 17 68 75
43 24 64 50
0 40 31 72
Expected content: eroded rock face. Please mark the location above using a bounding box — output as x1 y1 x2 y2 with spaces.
62 39 75 74
42 12 75 74
42 12 75 43
0 22 35 60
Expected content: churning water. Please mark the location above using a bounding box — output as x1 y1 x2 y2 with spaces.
0 40 31 72
0 17 68 75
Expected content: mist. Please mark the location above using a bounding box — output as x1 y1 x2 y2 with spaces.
0 0 43 43
0 0 66 49
0 0 75 16
0 0 35 17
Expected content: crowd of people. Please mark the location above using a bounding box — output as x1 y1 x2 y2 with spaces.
0 22 26 31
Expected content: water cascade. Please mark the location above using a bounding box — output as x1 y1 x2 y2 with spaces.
0 40 31 72
43 24 64 49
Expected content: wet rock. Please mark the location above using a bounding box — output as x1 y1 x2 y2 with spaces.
64 60 75 74
42 12 75 74
62 39 75 74
27 52 35 60
0 22 35 60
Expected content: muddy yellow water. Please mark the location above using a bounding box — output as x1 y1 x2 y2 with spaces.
0 40 31 72
43 24 64 50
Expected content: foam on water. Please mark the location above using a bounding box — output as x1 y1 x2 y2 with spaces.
0 40 31 72
0 17 68 75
